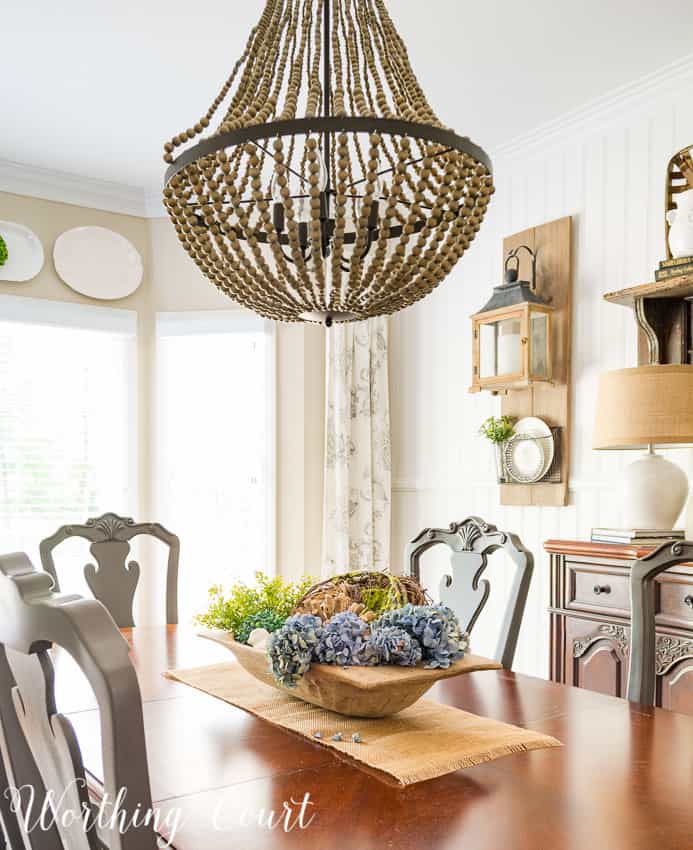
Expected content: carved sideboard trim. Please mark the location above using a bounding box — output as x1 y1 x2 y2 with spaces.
573 624 629 659
572 626 693 675
656 635 693 676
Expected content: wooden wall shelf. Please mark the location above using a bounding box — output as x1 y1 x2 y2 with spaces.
603 272 693 307
603 271 693 366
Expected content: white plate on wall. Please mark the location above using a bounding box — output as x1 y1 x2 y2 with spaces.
0 221 45 282
504 417 555 483
53 226 143 300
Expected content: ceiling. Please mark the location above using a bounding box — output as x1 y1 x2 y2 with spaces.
2 0 693 197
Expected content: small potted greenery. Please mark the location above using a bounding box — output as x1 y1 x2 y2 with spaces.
479 415 515 483
0 234 8 267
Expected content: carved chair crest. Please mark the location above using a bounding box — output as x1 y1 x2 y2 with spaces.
39 512 180 628
0 552 157 849
404 516 534 669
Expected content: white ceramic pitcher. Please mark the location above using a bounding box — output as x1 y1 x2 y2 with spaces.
666 188 693 258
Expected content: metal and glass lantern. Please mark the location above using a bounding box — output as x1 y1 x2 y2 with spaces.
470 246 553 393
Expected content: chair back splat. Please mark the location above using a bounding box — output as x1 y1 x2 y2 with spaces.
404 517 534 670
40 512 180 628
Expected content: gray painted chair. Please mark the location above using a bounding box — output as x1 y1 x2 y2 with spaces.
627 540 693 705
0 551 158 850
39 513 180 628
404 516 534 670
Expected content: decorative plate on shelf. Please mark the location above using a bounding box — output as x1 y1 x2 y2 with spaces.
53 226 143 300
0 221 45 282
504 417 555 483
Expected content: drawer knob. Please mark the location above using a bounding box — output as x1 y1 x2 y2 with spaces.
593 584 611 596
685 595 693 609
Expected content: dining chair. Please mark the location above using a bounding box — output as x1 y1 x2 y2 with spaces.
404 516 534 670
627 539 693 705
39 512 180 628
0 551 158 850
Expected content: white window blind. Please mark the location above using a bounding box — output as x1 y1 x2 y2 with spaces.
0 295 137 568
155 310 276 623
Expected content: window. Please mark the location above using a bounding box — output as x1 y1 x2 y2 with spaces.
155 311 275 623
0 295 137 568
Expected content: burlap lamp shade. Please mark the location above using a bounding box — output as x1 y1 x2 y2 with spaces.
593 365 693 450
593 365 693 530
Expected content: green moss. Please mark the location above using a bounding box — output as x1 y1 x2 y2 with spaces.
361 578 406 614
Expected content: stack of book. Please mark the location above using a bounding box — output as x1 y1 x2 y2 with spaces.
655 255 693 282
591 528 685 545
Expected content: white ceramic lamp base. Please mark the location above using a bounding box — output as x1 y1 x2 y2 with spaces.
622 450 688 531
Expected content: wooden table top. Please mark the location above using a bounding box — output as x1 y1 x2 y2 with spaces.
57 626 693 850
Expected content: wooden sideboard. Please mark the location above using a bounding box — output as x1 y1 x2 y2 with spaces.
545 539 693 713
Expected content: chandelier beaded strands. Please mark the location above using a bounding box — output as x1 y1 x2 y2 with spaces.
163 0 494 325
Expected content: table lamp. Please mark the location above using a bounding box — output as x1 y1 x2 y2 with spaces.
593 364 693 530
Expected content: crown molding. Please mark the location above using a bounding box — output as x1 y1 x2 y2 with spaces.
0 159 149 218
493 51 693 161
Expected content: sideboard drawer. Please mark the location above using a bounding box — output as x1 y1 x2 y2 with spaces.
657 573 693 628
564 560 630 617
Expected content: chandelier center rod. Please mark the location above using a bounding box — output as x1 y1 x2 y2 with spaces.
323 0 332 197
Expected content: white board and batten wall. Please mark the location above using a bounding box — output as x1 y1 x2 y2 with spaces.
390 57 693 678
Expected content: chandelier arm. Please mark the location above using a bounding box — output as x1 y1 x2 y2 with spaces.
253 141 307 183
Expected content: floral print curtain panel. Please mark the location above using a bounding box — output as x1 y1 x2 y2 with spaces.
322 317 391 576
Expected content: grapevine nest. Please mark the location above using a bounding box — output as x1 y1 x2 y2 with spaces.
292 571 430 623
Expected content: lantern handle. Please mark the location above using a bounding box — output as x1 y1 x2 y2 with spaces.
504 245 537 290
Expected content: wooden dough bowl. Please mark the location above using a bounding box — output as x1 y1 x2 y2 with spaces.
199 630 502 718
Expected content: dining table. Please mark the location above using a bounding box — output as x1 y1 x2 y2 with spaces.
55 625 693 850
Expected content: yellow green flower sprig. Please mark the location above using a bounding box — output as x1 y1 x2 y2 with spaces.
195 571 315 641
0 234 8 267
479 415 515 445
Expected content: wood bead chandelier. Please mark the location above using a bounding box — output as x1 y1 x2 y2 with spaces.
163 0 494 324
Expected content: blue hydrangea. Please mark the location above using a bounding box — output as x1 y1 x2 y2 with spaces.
373 604 468 669
267 614 322 687
314 611 379 666
368 626 422 666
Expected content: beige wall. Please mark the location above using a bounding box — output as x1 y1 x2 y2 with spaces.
0 191 324 593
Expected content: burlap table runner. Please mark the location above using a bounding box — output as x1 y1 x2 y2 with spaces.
165 662 561 786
